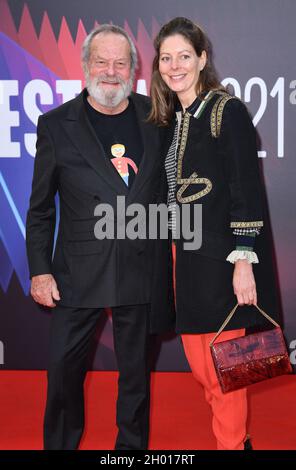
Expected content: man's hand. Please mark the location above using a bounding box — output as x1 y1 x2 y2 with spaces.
233 259 257 306
31 274 60 307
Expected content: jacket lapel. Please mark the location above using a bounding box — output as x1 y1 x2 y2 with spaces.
62 91 128 195
127 93 160 203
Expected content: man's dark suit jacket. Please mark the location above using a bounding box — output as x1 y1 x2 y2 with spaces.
26 90 175 333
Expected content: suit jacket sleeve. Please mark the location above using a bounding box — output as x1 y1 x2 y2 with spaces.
26 115 58 278
219 98 264 230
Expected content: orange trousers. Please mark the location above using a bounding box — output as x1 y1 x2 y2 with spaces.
181 331 247 450
172 244 247 450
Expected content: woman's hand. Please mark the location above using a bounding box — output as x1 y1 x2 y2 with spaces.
233 259 257 305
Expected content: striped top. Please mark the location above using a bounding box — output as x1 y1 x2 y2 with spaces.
165 119 180 237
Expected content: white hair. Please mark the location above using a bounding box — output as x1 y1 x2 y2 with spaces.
81 24 138 76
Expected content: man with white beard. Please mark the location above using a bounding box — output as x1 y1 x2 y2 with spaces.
26 24 174 450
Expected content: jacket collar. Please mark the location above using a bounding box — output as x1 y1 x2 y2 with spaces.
62 90 159 201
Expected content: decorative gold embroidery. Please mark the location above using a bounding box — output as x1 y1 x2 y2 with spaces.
175 91 226 203
177 91 217 180
176 112 190 180
211 93 237 138
177 172 212 203
230 221 264 228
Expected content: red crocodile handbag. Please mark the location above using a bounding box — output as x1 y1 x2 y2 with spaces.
210 304 292 394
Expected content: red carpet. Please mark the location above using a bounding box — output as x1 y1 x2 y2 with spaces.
0 371 295 450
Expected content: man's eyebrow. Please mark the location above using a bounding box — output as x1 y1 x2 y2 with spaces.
90 55 129 61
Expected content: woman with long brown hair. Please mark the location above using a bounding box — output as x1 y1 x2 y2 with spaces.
150 17 280 450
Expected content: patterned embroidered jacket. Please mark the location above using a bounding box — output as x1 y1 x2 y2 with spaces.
166 90 281 333
175 90 264 260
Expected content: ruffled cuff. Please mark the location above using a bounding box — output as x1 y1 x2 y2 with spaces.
226 250 259 264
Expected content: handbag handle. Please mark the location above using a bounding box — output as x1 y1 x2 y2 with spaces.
209 304 281 347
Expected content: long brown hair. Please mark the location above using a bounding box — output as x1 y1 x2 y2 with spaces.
149 17 223 126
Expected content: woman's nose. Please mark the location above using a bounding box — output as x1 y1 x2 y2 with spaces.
170 58 180 70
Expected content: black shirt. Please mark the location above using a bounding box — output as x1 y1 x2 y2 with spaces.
84 93 143 188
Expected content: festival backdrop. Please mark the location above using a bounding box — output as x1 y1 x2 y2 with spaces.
0 0 295 370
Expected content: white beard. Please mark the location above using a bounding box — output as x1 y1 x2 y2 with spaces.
85 73 133 109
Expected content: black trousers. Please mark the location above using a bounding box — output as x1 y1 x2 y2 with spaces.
43 303 151 450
